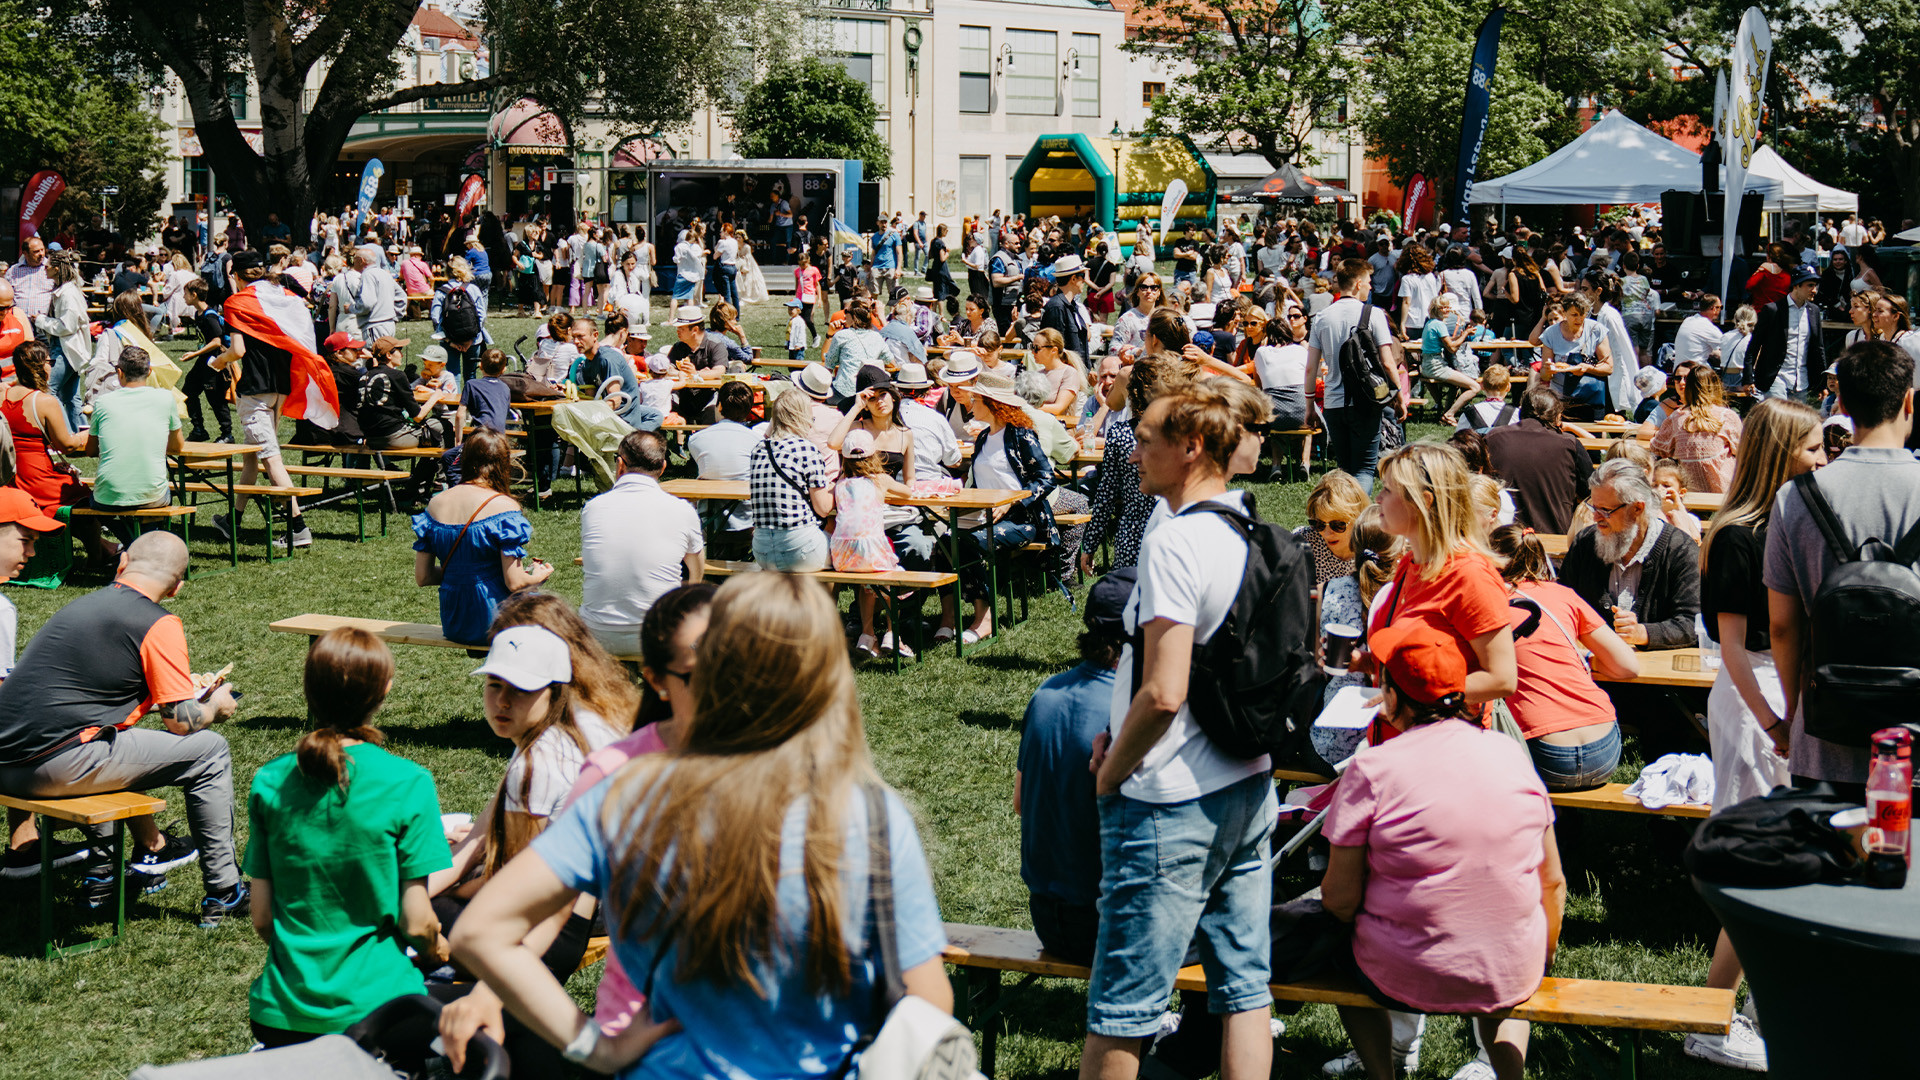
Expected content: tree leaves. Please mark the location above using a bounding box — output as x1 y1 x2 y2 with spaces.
729 57 892 180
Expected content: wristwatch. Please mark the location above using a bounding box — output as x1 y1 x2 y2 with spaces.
562 1017 602 1065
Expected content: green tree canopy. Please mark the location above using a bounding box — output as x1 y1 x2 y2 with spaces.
729 57 891 180
44 0 796 241
0 1 166 240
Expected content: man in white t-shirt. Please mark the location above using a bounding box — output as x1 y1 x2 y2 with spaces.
1671 294 1725 368
579 430 705 656
1840 215 1868 247
1082 385 1276 1080
1307 258 1405 491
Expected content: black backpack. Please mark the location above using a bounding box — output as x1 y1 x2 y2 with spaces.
1337 300 1393 408
1792 472 1920 746
199 251 230 305
439 283 481 343
1134 499 1320 761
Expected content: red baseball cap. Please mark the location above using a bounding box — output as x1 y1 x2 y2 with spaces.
1368 621 1467 707
322 331 367 355
0 488 63 532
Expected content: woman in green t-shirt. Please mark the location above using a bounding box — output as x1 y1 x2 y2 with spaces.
244 628 453 1046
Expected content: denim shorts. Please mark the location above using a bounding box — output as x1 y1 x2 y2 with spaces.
1087 772 1277 1036
751 525 829 572
1528 723 1622 792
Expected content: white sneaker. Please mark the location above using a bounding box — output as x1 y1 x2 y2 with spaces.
1683 1014 1768 1072
1449 1060 1496 1080
854 634 878 658
1322 1013 1422 1077
1322 1048 1416 1077
879 631 915 659
276 526 313 549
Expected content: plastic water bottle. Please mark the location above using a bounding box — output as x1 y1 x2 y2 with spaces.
1697 613 1721 670
1865 727 1913 888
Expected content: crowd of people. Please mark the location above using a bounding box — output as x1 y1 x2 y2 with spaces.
3 188 1920 1080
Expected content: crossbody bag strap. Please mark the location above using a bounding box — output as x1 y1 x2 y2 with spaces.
447 492 507 563
833 782 904 1080
1792 473 1856 564
763 440 826 524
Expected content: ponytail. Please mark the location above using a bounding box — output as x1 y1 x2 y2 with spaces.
299 627 395 790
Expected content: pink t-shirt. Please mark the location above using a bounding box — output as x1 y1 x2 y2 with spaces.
795 265 822 304
558 723 669 1034
1322 719 1554 1013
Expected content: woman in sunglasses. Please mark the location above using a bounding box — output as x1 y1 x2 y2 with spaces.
1292 470 1370 587
1111 273 1163 358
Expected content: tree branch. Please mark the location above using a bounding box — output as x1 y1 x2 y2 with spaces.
361 72 512 113
294 0 418 70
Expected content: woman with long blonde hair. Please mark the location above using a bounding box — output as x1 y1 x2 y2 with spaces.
1370 442 1518 711
449 573 951 1076
1650 363 1743 493
1690 398 1824 1068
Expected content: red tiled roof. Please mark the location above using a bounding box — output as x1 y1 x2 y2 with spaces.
413 6 479 47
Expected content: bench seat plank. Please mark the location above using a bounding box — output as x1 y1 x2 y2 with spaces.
183 482 324 498
1274 770 1709 819
941 923 1731 1034
702 559 958 589
0 790 167 825
283 443 445 459
69 505 198 518
189 462 408 481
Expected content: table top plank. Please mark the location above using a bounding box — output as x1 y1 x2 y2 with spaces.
175 442 262 460
1597 647 1718 689
0 790 168 825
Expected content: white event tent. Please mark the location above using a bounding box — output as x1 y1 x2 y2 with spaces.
1471 109 1783 206
1744 145 1858 213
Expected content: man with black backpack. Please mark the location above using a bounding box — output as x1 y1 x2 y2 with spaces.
1307 258 1405 491
1082 383 1311 1080
1766 339 1920 803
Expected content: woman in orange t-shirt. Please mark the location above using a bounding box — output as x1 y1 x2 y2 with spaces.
1365 443 1517 721
1489 525 1641 791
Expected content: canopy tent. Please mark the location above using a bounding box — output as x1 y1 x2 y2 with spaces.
1010 134 1215 254
1223 164 1358 205
1470 109 1781 206
1745 145 1857 213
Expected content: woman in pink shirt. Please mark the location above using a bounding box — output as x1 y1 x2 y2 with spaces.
1321 620 1566 1080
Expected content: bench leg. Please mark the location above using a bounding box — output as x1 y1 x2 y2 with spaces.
950 967 1005 1076
41 816 129 959
1565 1023 1640 1080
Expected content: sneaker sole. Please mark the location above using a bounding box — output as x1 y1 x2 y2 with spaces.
129 850 199 876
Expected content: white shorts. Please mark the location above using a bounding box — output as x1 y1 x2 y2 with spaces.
237 393 284 461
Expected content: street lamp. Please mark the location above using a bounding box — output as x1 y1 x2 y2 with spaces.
1063 48 1080 80
996 43 1015 77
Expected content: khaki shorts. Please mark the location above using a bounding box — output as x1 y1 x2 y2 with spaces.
237 393 284 461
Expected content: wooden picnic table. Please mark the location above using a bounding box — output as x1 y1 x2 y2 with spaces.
1596 647 1718 690
1684 491 1722 514
173 442 261 568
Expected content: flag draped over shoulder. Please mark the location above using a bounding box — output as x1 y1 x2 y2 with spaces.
221 280 339 429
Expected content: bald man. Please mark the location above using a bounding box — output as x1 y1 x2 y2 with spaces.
0 532 248 926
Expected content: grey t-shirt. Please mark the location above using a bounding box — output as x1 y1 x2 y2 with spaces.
1308 296 1395 410
1764 446 1920 782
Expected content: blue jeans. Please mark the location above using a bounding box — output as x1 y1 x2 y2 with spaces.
1088 772 1277 1036
1561 374 1610 415
717 264 739 308
962 519 1035 602
450 340 484 384
752 525 829 571
1324 405 1383 492
1528 723 1622 792
46 335 86 430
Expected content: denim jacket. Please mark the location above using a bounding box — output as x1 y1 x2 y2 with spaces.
969 422 1058 547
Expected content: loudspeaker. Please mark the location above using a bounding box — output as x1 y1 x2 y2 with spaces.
1661 190 1699 255
858 182 880 233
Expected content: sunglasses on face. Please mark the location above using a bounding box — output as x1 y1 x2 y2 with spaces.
1308 517 1349 534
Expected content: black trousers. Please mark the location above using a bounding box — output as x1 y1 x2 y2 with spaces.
182 360 233 436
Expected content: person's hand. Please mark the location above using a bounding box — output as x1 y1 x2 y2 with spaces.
1612 608 1648 646
205 682 239 723
1089 730 1110 775
528 558 555 584
1765 719 1790 758
444 820 473 846
1180 343 1210 367
439 993 506 1074
1078 551 1095 579
990 504 1009 523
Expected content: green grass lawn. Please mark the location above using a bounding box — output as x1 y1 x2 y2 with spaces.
0 286 1738 1079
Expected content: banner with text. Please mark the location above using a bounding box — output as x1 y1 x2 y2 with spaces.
1721 7 1771 298
18 170 63 240
354 158 385 235
1452 7 1506 225
1402 173 1434 230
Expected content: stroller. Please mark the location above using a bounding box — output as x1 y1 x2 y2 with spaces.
127 995 508 1080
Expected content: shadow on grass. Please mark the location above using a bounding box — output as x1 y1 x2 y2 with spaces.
382 715 511 755
957 709 1022 732
0 878 195 960
233 712 309 733
965 653 1064 674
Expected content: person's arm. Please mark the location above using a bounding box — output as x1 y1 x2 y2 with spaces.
1577 621 1640 682
211 332 245 372
1096 618 1191 794
502 553 553 592
250 877 275 943
415 547 444 587
166 427 186 454
428 797 492 897
1584 336 1613 378
449 850 680 1075
401 876 451 964
1539 824 1567 968
160 681 238 736
1320 844 1367 924
35 396 85 454
1769 587 1805 746
1718 612 1786 752
1464 624 1518 703
683 549 705 583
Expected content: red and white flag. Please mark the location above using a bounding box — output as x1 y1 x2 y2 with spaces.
221 279 339 428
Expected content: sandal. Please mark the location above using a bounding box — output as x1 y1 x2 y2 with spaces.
932 627 957 644
960 629 982 646
854 633 879 658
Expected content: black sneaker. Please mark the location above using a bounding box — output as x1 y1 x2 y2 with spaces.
199 882 249 928
186 428 211 443
129 831 198 877
0 839 92 880
82 868 164 910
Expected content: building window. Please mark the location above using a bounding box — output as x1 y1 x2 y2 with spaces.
1142 81 1166 108
827 18 888 104
959 156 989 219
1071 34 1099 118
1004 28 1056 115
226 78 248 120
959 25 991 114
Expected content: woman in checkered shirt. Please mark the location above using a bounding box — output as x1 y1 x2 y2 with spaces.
747 390 835 571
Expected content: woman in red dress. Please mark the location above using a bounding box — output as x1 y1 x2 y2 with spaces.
1743 243 1794 310
3 341 111 564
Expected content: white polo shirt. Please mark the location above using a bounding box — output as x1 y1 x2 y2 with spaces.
579 472 704 636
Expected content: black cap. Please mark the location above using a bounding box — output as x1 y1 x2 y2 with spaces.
1084 567 1136 637
228 249 266 275
856 365 893 393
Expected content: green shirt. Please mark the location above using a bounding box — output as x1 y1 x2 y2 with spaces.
92 385 180 507
244 743 452 1033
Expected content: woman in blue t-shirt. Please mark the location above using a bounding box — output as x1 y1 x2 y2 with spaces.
445 573 950 1077
1530 296 1614 419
